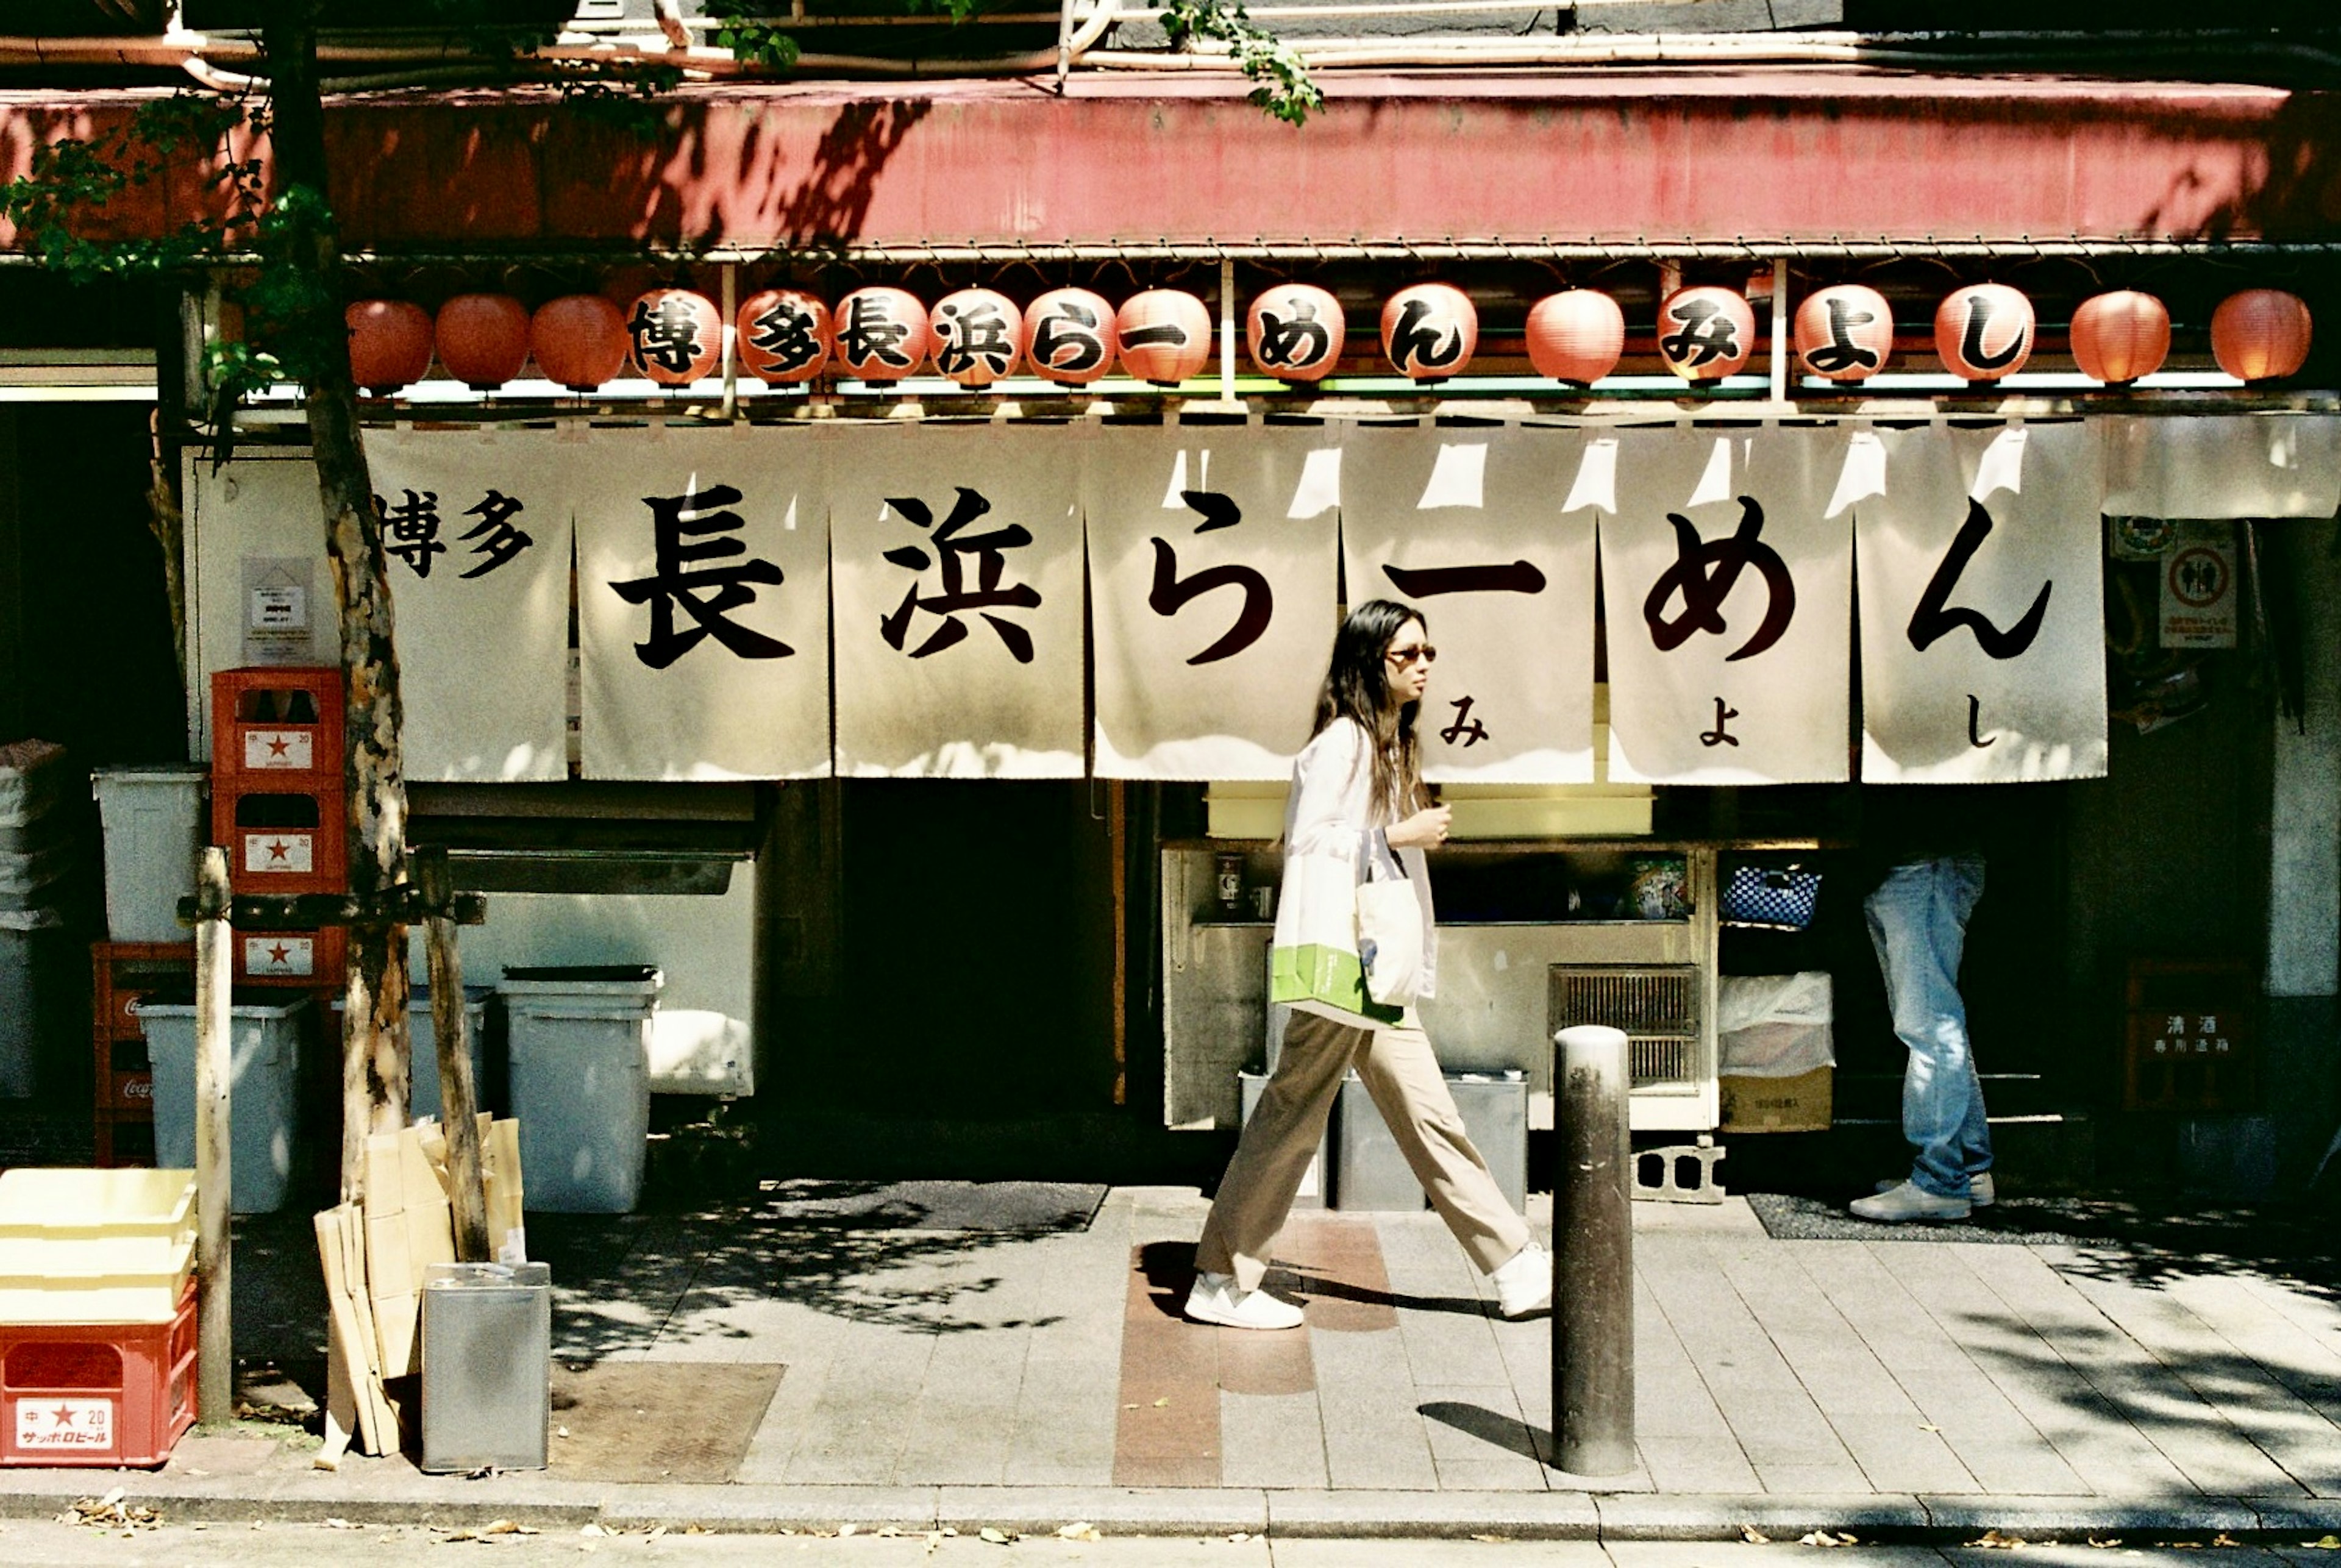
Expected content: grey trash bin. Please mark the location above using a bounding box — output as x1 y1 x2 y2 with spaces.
90 766 206 945
420 1261 551 1474
499 966 661 1214
332 987 492 1124
136 994 309 1214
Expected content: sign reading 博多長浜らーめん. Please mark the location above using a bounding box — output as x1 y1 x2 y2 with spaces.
179 417 2341 786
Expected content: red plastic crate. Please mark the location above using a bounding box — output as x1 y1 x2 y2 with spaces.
0 1281 198 1467
233 925 346 988
210 667 343 787
212 780 347 893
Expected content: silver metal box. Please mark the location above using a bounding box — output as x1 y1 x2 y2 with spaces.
1239 1070 1328 1209
1448 1070 1530 1213
420 1261 552 1474
1334 1074 1427 1211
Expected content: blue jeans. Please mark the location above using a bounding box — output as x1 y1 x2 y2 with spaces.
1865 858 1990 1200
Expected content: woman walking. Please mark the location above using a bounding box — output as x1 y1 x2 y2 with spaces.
1184 599 1553 1331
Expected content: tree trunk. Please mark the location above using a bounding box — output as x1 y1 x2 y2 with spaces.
260 2 411 1201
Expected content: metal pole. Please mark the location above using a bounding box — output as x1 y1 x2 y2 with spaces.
193 845 233 1429
1552 1022 1634 1475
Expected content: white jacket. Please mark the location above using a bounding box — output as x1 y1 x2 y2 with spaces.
1280 717 1438 1000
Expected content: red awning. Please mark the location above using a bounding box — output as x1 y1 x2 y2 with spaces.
3 69 2336 254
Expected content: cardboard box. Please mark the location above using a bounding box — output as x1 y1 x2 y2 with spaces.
1719 1066 1833 1133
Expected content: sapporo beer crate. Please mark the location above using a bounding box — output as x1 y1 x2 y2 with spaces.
212 781 347 895
210 666 341 787
0 1281 197 1467
2123 957 2256 1113
235 924 346 989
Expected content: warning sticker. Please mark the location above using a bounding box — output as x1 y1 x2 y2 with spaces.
14 1397 115 1452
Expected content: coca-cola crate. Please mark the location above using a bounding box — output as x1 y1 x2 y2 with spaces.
210 667 342 786
0 1281 197 1467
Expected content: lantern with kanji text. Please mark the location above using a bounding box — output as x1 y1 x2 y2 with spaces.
1656 286 1757 381
1381 283 1477 381
1118 290 1214 385
931 288 1024 387
2211 288 2313 383
1024 288 1119 386
627 288 722 386
434 293 530 389
1793 284 1894 382
528 294 629 392
1247 283 1344 382
1524 290 1623 385
1934 283 2034 382
736 290 831 385
346 300 433 394
833 287 929 382
2069 290 2170 385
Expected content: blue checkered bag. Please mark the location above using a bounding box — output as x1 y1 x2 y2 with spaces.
1721 865 1822 930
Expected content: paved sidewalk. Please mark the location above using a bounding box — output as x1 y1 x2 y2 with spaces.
2 1186 2337 1538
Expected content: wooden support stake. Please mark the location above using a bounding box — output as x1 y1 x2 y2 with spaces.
193 846 234 1430
416 847 490 1264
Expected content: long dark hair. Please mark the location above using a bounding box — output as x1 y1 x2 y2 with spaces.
1311 599 1428 824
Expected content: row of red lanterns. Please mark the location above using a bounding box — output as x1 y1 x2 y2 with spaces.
347 281 2316 395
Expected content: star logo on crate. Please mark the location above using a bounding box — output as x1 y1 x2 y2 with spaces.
266 737 290 757
48 1405 73 1428
266 943 292 965
266 838 292 862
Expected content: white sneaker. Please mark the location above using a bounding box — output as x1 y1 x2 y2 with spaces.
1183 1272 1305 1331
1873 1172 1995 1207
1850 1180 1971 1223
1490 1242 1553 1319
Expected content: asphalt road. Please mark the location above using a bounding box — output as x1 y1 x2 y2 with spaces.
7 1519 2340 1567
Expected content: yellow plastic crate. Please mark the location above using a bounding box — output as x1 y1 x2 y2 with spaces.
0 1235 195 1325
0 1169 196 1249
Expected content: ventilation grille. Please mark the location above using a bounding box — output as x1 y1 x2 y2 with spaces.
1550 964 1700 1094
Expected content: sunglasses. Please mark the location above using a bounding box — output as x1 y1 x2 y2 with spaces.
1384 644 1438 666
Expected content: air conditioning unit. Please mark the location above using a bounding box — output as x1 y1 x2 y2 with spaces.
1548 963 1710 1110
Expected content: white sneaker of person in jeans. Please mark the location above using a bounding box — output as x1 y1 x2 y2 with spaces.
1848 856 1992 1225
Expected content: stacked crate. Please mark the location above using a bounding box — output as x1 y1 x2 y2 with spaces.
90 943 193 1167
210 668 347 989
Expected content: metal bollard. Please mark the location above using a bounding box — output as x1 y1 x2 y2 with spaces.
1553 1024 1634 1475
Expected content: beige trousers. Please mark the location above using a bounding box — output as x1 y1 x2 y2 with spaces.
1194 1008 1531 1291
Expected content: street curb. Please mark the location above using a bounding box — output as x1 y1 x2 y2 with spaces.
0 1474 2332 1540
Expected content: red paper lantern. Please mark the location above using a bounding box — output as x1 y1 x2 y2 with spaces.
1793 284 1894 382
1655 286 1757 382
1524 290 1623 385
1247 283 1345 382
627 288 722 387
345 300 433 394
2211 288 2313 382
1117 290 1213 385
528 294 629 392
833 287 928 382
2069 290 2170 385
1023 288 1118 386
736 289 831 385
1934 283 2035 382
930 288 1024 387
433 293 530 390
1380 283 1477 380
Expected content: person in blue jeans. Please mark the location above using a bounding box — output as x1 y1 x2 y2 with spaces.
1850 855 1994 1222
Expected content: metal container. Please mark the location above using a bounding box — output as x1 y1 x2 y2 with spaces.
1240 1070 1328 1210
419 1261 551 1474
1448 1070 1530 1213
1334 1073 1426 1212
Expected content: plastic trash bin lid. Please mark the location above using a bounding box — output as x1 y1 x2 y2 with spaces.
497 964 662 996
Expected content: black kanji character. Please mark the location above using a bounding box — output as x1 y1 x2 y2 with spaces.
1388 299 1464 373
610 483 793 669
1642 496 1796 662
377 489 446 579
1029 302 1108 375
1805 296 1883 376
1659 297 1744 369
456 490 533 580
1906 499 2051 660
747 300 824 376
933 298 1018 380
1439 696 1489 747
1147 490 1271 666
838 295 916 370
880 486 1043 661
1381 560 1547 597
627 296 707 377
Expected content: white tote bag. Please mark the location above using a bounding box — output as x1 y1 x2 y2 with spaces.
1356 836 1426 1007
